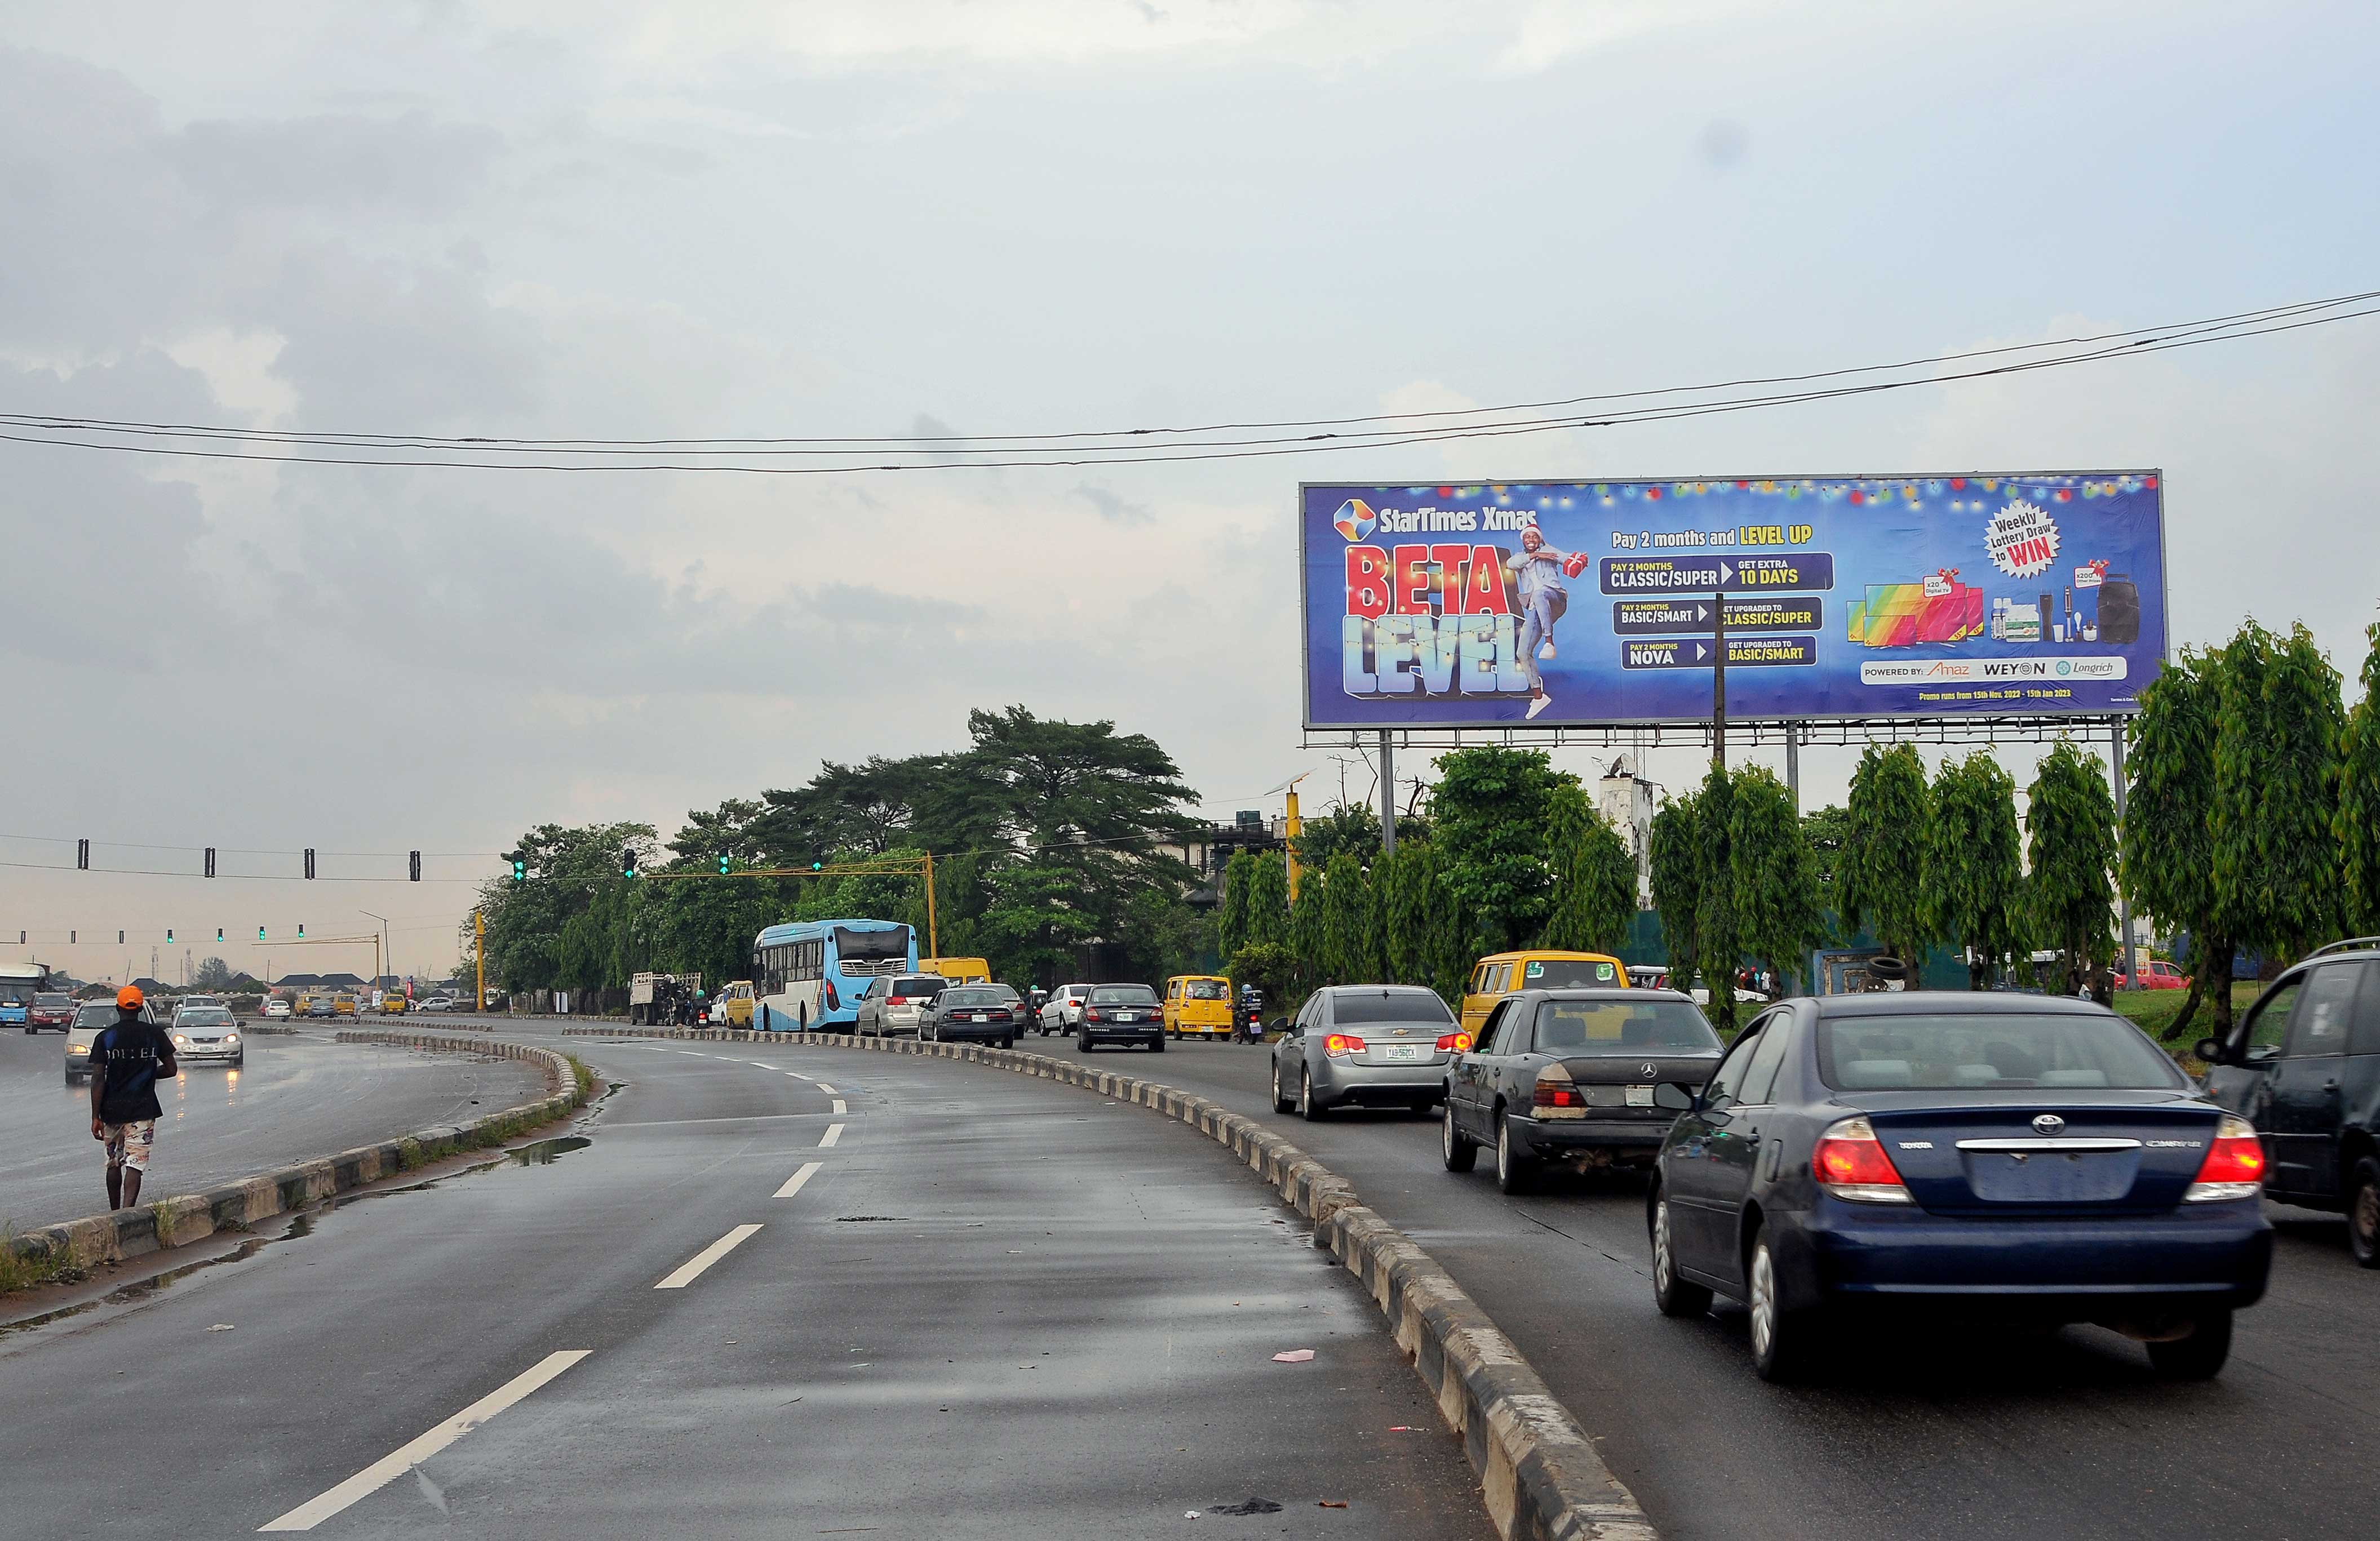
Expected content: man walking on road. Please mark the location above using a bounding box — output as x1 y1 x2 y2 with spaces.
88 985 175 1211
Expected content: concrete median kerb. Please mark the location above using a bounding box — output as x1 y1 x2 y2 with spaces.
557 1024 1654 1541
5 1030 595 1285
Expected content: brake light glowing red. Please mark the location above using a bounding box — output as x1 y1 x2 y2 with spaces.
1084 1008 1103 1023
889 996 907 1006
1437 1032 1472 1053
1323 1033 1364 1058
2187 1115 2266 1201
1812 1116 1912 1204
1531 1081 1584 1109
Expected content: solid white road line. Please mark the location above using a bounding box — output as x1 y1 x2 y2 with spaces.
258 1349 591 1531
819 1123 845 1148
832 1099 847 1115
774 1162 824 1198
654 1223 765 1289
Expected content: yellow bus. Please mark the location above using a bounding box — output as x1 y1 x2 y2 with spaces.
921 956 992 985
1163 975 1234 1038
1458 951 1629 1038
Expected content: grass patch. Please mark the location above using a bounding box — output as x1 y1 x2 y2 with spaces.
563 1054 595 1103
0 1228 66 1294
2113 982 2263 1044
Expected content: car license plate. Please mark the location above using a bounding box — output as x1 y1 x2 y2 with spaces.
1115 1011 1136 1022
972 1013 990 1022
1384 1044 1424 1063
1625 1085 1655 1107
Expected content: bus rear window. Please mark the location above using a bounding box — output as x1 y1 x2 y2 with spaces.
834 926 911 962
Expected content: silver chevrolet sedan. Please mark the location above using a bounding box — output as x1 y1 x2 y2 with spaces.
1271 985 1466 1120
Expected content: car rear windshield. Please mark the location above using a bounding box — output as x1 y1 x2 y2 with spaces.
890 978 945 996
942 988 1016 1007
1532 1000 1719 1053
1332 990 1455 1025
1183 979 1229 1001
1517 958 1622 989
1816 1012 2189 1091
1090 986 1158 1004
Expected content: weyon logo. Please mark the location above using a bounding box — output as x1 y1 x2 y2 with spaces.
1334 498 1376 541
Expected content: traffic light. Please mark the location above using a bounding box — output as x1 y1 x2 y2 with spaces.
719 852 732 876
508 851 527 883
621 849 639 880
810 860 824 872
304 847 316 880
118 930 125 944
259 926 266 941
298 923 305 938
216 928 224 942
409 850 422 882
77 838 89 870
205 847 216 878
167 929 174 943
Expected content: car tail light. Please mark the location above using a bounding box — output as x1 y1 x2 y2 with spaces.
1437 1032 1472 1053
1323 1033 1364 1058
1812 1116 1913 1204
825 980 839 1010
2186 1114 2266 1202
1531 1075 1586 1114
889 996 907 1006
1085 1008 1103 1023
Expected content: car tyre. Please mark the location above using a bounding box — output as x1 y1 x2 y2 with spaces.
1650 1189 1712 1317
1150 1037 1165 1053
1273 1062 1296 1114
2146 1309 2234 1380
1442 1102 1478 1172
1299 1067 1326 1121
1079 1034 1096 1054
2347 1156 2380 1269
1747 1230 1822 1383
1495 1109 1536 1194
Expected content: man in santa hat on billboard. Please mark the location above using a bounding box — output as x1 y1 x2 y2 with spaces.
1505 521 1583 720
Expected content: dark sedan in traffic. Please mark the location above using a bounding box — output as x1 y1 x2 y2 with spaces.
1443 988 1722 1189
922 984 1030 1047
1647 993 2273 1382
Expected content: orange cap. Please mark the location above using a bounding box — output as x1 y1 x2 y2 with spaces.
116 985 144 1010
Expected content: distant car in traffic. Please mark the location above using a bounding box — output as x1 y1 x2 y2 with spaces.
1163 975 1235 1040
1275 984 1465 1118
179 994 225 1013
263 997 294 1019
1076 984 1163 1053
170 1007 244 1068
1459 950 1629 1038
1647 992 2272 1382
853 974 946 1038
2200 939 2380 1265
415 996 452 1013
1444 989 1722 1190
2117 960 2190 991
28 992 75 1033
1039 983 1094 1036
332 992 358 1018
923 983 1029 1047
1629 966 1673 992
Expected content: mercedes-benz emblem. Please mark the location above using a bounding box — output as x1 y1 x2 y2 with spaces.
2032 1113 2066 1137
1640 1062 1659 1077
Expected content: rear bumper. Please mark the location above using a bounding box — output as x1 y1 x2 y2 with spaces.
1313 1061 1447 1107
938 1019 1025 1042
1769 1196 2274 1314
1509 1113 1671 1159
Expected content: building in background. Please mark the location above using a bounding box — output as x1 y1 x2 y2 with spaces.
1597 756 1659 910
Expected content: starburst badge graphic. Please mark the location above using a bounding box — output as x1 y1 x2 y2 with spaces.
1985 498 2061 578
1334 498 1376 541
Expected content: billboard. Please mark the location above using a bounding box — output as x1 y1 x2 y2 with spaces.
1301 472 2166 728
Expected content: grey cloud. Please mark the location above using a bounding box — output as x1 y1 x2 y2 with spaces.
1074 482 1153 525
167 110 502 211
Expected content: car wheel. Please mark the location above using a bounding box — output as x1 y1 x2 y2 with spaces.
1078 1034 1096 1054
1273 1062 1296 1114
229 1055 245 1068
1299 1067 1326 1121
64 1069 77 1085
2146 1309 2234 1380
1650 1190 1712 1317
2348 1156 2380 1269
1442 1102 1478 1173
1150 1037 1165 1053
1747 1230 1821 1383
1495 1109 1536 1194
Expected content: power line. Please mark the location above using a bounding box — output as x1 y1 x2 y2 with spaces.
3 290 2372 476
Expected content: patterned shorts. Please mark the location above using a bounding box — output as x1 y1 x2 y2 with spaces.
103 1120 157 1173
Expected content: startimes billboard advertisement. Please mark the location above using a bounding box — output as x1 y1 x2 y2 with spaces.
1300 472 2167 727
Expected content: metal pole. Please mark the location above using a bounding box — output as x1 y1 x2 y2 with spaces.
1378 729 1397 856
1785 721 1801 811
475 909 486 1013
1710 593 1728 772
923 851 939 960
2112 720 2137 988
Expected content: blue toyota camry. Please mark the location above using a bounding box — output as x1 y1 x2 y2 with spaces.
1647 992 2272 1382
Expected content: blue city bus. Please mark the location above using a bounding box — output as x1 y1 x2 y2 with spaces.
751 919 917 1032
0 962 48 1029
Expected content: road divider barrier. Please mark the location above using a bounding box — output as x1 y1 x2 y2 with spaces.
561 1024 1656 1541
5 1033 592 1282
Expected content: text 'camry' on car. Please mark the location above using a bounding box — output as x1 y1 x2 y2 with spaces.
1443 989 1722 1190
853 974 946 1038
1076 984 1163 1052
1647 992 2273 1382
1275 985 1468 1120
170 1006 244 1068
923 983 1029 1047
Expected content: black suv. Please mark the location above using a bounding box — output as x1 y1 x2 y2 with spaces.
2201 937 2380 1265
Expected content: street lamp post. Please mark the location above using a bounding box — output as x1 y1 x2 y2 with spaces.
360 910 391 1001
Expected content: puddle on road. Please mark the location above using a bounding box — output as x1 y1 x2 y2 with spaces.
0 1213 317 1339
508 1135 592 1165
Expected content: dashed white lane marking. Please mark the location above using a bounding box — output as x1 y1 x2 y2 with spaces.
832 1100 847 1116
258 1349 591 1531
774 1162 824 1198
819 1123 845 1148
655 1224 765 1289
815 1083 837 1095
785 1072 808 1080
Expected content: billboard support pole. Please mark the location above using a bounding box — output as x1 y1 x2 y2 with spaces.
1377 729 1397 857
1710 593 1728 773
1785 723 1802 811
2111 720 2136 988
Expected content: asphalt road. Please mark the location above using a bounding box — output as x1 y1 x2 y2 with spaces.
1022 1035 2380 1541
0 1034 1492 1540
0 1025 548 1231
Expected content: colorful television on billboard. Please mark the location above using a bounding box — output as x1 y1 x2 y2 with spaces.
1300 472 2166 727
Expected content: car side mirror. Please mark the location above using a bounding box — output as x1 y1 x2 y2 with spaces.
1654 1081 1699 1112
2244 1042 2281 1065
2193 1037 2227 1067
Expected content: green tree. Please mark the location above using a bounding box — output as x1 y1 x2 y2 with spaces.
1696 765 1742 1036
1320 851 1375 984
2122 651 2223 1038
1841 744 1933 969
1800 803 1851 914
1227 942 1299 1006
1730 766 1829 994
1376 840 1437 987
2339 624 2380 937
1217 850 1257 961
1242 851 1290 949
1541 811 1637 956
2027 741 2119 994
1430 746 1572 952
1648 793 1703 996
1923 752 2027 989
1287 859 1331 997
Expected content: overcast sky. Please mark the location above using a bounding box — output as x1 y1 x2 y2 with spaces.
6 2 2376 983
